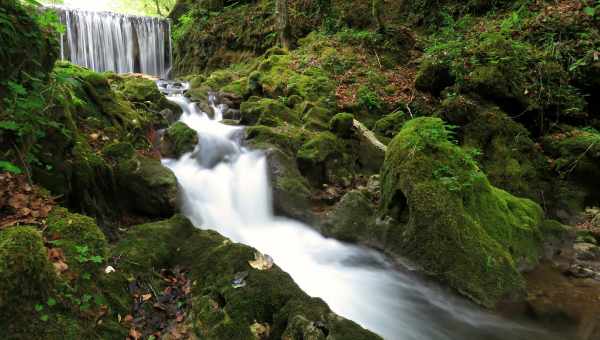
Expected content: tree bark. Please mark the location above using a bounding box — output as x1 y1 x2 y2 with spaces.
276 0 291 49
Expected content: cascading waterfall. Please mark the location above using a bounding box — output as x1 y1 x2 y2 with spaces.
48 6 172 78
161 89 569 340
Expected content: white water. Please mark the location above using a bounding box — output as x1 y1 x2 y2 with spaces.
163 93 565 340
48 6 171 78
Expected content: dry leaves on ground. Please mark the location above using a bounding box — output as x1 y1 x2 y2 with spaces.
0 172 54 230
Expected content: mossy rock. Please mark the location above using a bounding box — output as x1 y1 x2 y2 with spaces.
240 98 299 126
297 132 353 186
373 111 408 139
102 142 135 161
113 215 381 339
0 227 56 313
415 59 454 96
116 155 178 217
439 95 552 204
380 117 548 307
303 106 334 131
160 121 198 158
265 148 314 224
329 113 355 138
323 190 386 245
244 125 307 156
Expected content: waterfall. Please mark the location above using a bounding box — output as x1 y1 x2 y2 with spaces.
48 6 172 78
160 87 567 340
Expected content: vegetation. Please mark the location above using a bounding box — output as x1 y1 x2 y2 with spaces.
2 0 600 337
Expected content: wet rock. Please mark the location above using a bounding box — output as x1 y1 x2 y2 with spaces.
567 264 596 279
265 148 315 224
329 113 355 138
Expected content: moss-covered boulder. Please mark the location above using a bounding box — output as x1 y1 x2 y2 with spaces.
110 74 181 119
113 215 381 339
160 121 198 158
0 227 56 315
116 155 178 217
240 98 299 127
297 132 353 186
380 117 549 307
329 113 355 138
323 190 385 246
415 60 454 96
373 111 408 140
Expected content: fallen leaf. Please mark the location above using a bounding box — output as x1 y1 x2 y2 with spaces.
142 293 152 302
129 328 141 340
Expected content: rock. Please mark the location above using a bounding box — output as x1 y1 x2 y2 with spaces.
265 148 315 224
240 98 298 126
297 132 352 186
160 122 198 158
380 117 550 307
415 59 454 96
574 243 600 261
116 155 178 217
567 264 597 279
113 215 381 339
329 113 355 138
323 190 385 246
373 111 408 139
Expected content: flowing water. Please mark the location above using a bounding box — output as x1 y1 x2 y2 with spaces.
48 6 172 78
160 91 571 340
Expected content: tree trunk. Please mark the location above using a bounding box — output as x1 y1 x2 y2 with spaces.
276 0 290 49
372 0 385 32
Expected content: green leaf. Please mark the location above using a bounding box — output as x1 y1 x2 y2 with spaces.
90 255 103 264
82 294 92 303
584 7 595 17
82 272 91 280
35 304 44 312
40 314 49 322
0 161 22 174
0 120 19 131
47 298 57 307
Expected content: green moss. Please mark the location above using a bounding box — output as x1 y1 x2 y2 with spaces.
297 132 343 164
297 131 355 186
373 111 408 139
0 227 56 312
240 98 297 126
161 121 198 158
324 190 383 244
102 142 135 160
46 208 108 273
415 59 454 96
380 117 547 307
329 113 355 138
245 125 306 155
439 95 551 203
302 106 333 131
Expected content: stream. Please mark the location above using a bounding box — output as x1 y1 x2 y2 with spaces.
161 90 566 340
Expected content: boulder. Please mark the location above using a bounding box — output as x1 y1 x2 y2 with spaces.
160 121 198 158
381 117 550 307
116 155 178 217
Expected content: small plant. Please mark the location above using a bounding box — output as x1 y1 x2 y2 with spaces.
357 85 382 111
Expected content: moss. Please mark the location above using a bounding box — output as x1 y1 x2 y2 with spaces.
245 125 306 155
329 113 355 138
380 117 547 307
240 98 299 126
439 95 552 203
46 208 108 272
302 106 333 131
323 190 383 244
297 131 355 186
0 227 56 313
161 121 198 158
113 215 380 339
373 111 408 139
116 155 178 217
102 142 135 160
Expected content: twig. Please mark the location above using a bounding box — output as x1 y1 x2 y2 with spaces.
374 50 382 69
